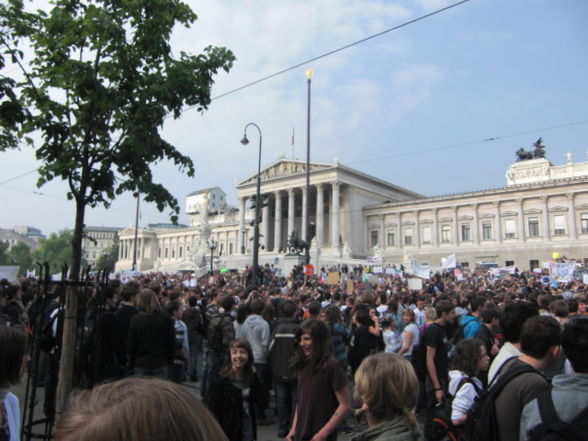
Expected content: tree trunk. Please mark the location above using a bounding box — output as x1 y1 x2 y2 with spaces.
55 195 85 418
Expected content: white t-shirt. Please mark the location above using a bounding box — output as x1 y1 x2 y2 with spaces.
2 392 20 441
383 329 401 353
448 370 483 423
400 322 420 357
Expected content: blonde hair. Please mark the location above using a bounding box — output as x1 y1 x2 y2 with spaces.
354 353 419 429
55 377 227 441
424 306 437 323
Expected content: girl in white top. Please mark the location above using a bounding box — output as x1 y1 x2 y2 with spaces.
381 316 401 353
448 338 489 426
396 309 420 360
1 326 29 441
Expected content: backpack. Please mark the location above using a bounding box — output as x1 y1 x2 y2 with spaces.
429 377 480 441
410 330 427 381
200 303 215 339
527 390 588 441
464 358 538 441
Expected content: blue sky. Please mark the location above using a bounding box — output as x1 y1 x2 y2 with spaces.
1 0 587 234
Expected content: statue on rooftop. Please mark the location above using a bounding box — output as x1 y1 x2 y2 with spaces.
516 138 546 161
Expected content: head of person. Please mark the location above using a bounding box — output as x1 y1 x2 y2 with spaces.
520 315 561 362
450 338 489 377
221 339 255 381
402 308 415 325
549 299 569 319
220 295 235 313
235 302 251 324
137 288 161 314
561 317 588 373
500 302 539 343
481 308 500 329
292 319 332 372
120 281 140 303
470 295 486 314
424 306 437 324
434 300 456 324
250 298 265 315
54 377 227 441
0 326 28 388
354 308 372 326
354 353 418 429
307 300 321 317
279 301 297 319
322 305 342 324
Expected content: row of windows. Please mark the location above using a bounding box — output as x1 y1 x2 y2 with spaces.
155 242 234 260
372 213 588 247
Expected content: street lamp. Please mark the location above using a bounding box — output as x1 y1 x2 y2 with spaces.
208 238 217 274
241 123 262 289
305 68 313 265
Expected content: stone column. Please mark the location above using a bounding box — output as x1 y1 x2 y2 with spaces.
517 199 526 242
495 202 503 244
238 197 245 254
331 182 340 248
453 206 459 246
398 213 403 249
415 211 420 248
472 204 479 245
541 196 550 241
381 215 385 248
433 208 439 248
316 184 324 248
287 188 295 239
262 203 270 251
568 193 577 240
274 191 282 252
301 186 308 241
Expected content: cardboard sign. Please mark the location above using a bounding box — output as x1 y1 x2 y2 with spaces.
346 279 354 295
304 264 314 276
327 271 340 285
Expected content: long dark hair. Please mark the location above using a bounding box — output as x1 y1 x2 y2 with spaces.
291 319 332 372
220 338 255 383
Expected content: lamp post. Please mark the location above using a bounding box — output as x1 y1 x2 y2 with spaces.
208 238 217 274
305 69 313 265
240 123 262 289
132 192 140 272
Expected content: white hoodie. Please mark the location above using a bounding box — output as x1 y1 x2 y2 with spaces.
241 314 270 364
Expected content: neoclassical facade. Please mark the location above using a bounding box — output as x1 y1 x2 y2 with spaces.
115 152 588 272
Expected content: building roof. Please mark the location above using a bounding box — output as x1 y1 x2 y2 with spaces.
84 226 124 232
186 186 225 197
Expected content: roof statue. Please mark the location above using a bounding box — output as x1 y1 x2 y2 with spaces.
516 137 546 161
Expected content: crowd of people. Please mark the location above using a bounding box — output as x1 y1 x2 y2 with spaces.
1 261 588 441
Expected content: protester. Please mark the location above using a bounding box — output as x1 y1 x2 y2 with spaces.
54 377 228 441
209 339 268 441
127 288 175 379
352 352 423 441
519 317 588 441
286 319 351 441
396 308 419 360
0 326 28 441
448 338 488 426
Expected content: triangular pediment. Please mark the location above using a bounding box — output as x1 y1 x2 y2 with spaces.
236 158 334 187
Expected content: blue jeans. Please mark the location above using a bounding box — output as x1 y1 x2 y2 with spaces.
200 348 221 402
276 381 298 437
188 335 202 379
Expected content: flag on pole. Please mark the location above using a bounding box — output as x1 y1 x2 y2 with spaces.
291 127 295 145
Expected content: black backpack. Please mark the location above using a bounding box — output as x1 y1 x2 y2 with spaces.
410 328 428 381
464 358 538 441
527 390 588 441
429 377 480 441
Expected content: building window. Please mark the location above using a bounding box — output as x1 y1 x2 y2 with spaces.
158 248 161 258
530 259 539 269
404 228 413 245
370 231 378 247
441 224 451 243
461 262 469 268
461 223 471 241
164 248 168 259
482 222 492 240
528 217 540 237
505 260 515 267
387 232 395 247
504 219 516 239
422 226 432 244
179 246 183 258
582 213 588 234
229 243 233 255
553 215 566 235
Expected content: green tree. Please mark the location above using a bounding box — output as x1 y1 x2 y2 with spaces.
33 230 76 273
7 241 33 275
0 241 9 265
1 0 234 412
95 242 119 271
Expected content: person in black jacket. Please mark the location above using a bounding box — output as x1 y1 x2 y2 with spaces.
269 301 300 438
209 339 268 441
127 288 175 379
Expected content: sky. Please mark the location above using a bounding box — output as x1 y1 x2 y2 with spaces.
1 0 587 235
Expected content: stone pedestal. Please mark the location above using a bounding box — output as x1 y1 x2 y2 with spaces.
282 254 305 276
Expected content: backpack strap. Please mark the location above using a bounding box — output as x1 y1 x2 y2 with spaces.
489 355 519 388
488 361 539 397
531 390 588 441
